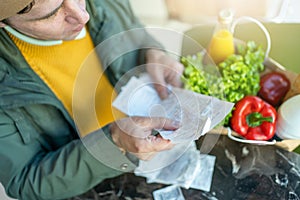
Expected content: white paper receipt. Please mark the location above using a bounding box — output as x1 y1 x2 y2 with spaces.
113 74 234 143
153 185 185 200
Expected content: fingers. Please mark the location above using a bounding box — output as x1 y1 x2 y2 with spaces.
145 49 184 99
127 118 177 159
134 152 156 161
125 116 180 133
111 117 180 141
167 62 184 88
146 63 169 99
131 135 174 161
147 117 180 131
148 61 183 99
129 134 172 152
153 82 169 99
146 134 175 151
145 135 172 152
150 66 181 99
110 116 178 160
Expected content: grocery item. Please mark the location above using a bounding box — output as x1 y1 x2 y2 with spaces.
181 41 265 124
258 72 291 107
230 96 277 141
207 9 234 64
276 95 300 139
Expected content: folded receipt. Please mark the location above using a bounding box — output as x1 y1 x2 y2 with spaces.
112 74 234 143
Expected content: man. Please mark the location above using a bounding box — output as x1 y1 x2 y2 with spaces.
0 0 183 199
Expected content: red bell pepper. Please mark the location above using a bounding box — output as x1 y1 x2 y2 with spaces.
230 96 277 141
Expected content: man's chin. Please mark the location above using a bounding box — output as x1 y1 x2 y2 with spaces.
64 29 86 41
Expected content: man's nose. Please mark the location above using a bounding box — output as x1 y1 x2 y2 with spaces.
64 0 90 25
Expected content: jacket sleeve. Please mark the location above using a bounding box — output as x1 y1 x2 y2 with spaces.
0 108 136 200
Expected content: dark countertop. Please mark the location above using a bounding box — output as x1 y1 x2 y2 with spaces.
69 134 300 200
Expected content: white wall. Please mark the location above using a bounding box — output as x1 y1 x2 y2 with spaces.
130 0 300 25
129 0 169 25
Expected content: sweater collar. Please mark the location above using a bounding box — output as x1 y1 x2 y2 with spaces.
4 25 86 46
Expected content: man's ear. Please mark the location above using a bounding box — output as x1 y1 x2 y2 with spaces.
0 22 7 28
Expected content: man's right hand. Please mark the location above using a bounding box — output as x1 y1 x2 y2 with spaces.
109 116 180 160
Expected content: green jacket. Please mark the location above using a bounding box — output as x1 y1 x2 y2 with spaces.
0 0 161 199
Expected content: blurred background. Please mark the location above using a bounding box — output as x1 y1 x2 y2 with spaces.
129 0 300 73
129 0 300 29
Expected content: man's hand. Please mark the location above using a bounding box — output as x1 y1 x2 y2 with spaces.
145 49 184 99
109 116 180 160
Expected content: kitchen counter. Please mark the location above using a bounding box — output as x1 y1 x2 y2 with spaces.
69 134 300 200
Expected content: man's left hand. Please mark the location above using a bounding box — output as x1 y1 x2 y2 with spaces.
145 49 184 99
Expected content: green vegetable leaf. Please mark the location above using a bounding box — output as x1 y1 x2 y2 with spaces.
181 41 265 125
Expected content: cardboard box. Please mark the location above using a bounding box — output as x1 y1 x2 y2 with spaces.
208 59 300 152
250 58 300 151
181 25 300 151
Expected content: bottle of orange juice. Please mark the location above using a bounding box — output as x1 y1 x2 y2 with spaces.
207 10 234 64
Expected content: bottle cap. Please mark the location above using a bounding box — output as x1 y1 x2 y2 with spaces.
218 9 234 24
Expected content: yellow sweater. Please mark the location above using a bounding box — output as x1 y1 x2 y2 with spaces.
8 30 124 136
